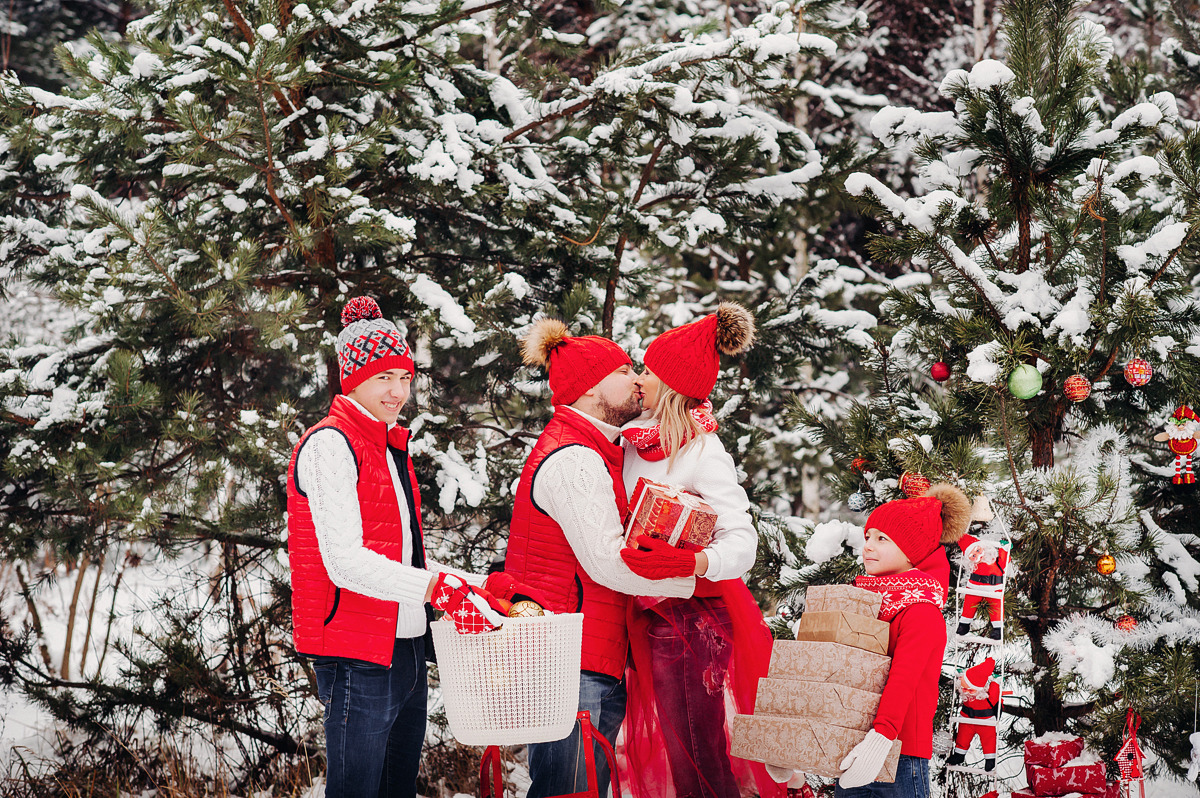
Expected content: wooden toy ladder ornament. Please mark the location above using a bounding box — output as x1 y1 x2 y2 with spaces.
479 711 621 798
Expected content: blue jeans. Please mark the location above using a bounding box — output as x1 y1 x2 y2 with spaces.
835 755 931 798
527 670 627 798
312 637 428 798
647 597 738 798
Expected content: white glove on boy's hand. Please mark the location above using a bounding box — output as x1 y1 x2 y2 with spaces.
838 729 894 788
764 764 795 783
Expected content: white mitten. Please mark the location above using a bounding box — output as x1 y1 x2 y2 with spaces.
838 729 894 789
764 764 795 783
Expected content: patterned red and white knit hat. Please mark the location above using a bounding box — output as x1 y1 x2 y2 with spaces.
337 296 415 393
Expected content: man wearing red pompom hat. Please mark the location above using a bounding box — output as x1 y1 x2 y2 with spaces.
286 297 523 798
503 318 698 798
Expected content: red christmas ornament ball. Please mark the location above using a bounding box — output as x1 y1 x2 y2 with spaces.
1124 358 1153 387
851 457 872 474
1063 374 1092 402
930 361 951 382
1115 615 1137 632
899 471 931 498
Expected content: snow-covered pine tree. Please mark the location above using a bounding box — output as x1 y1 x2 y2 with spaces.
0 0 850 787
792 0 1200 777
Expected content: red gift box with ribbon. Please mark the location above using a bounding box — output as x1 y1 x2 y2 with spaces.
624 477 717 550
1025 755 1107 796
1024 734 1086 768
1012 785 1117 798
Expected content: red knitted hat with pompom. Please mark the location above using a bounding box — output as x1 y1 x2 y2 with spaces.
337 296 415 393
643 302 756 400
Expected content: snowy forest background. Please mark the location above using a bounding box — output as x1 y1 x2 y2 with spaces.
1 0 1199 795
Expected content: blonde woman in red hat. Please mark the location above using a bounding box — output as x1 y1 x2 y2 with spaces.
826 484 970 797
617 302 783 798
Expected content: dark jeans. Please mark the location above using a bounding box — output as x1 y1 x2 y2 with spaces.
527 670 627 798
647 597 738 798
834 755 931 798
313 636 428 798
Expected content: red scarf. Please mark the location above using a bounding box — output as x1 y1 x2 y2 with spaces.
622 401 718 461
854 570 946 621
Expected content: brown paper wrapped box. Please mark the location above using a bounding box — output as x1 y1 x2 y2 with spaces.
730 714 901 782
794 611 891 655
805 585 883 618
754 678 880 730
768 640 891 693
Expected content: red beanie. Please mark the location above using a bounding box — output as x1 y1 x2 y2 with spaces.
864 483 972 586
337 297 415 393
521 318 631 405
643 302 756 401
963 657 996 689
865 496 945 568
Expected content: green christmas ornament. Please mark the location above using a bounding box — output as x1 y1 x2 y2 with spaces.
1008 364 1043 399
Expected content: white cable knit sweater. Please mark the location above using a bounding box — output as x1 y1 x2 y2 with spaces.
295 397 482 638
531 406 695 599
620 419 758 582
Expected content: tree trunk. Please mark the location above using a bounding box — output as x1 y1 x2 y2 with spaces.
61 552 92 679
15 564 54 672
1030 401 1066 469
1020 522 1067 733
78 550 107 676
1028 630 1068 734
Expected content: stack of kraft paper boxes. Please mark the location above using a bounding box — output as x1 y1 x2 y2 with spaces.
730 585 904 781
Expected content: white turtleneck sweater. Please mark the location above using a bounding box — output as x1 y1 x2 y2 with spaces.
294 396 483 638
530 405 695 599
620 417 758 582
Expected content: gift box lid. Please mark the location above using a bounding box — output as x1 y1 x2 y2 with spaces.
794 611 891 656
804 584 884 618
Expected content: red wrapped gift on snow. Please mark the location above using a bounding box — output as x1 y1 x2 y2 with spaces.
1025 753 1107 796
1024 733 1086 768
625 477 717 551
1012 784 1117 798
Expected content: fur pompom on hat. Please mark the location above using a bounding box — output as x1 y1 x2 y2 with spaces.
521 318 631 406
643 302 756 401
336 296 414 393
865 482 970 586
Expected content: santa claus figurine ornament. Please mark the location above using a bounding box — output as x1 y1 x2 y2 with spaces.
956 534 1008 641
1154 405 1200 485
947 657 1002 772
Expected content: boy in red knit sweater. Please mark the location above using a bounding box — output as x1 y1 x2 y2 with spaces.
834 483 970 797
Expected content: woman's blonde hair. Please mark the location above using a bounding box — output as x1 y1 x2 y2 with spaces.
655 383 707 469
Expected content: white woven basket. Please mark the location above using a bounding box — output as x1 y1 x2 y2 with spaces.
431 613 583 746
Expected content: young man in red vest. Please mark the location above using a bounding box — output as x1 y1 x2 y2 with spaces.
287 297 511 798
505 319 698 798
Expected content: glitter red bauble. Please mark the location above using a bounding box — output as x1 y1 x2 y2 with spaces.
1063 374 1092 402
899 471 931 497
1097 554 1117 575
1124 358 1152 387
930 362 951 382
1115 615 1137 632
851 457 872 473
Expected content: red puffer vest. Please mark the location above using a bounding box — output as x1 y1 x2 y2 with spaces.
286 395 425 666
506 407 630 679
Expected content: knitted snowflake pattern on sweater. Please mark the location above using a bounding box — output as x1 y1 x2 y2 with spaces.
854 572 946 620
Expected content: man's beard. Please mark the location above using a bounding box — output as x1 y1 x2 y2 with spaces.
596 393 642 427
